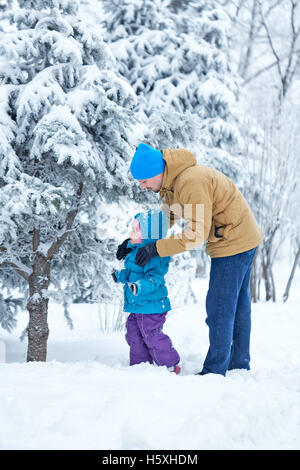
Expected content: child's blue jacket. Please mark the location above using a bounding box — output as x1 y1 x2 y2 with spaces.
114 210 171 314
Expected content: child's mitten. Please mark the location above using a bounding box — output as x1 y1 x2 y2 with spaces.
116 238 132 260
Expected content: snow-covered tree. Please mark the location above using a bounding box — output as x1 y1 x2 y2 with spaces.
102 0 241 155
0 0 141 361
168 0 189 13
101 0 245 280
240 89 300 302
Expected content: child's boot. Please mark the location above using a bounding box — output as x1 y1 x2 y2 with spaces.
168 365 181 375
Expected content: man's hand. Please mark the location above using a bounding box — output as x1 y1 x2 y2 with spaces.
135 242 159 267
116 238 132 260
111 270 117 282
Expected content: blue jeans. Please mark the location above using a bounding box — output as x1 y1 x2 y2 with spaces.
201 248 257 376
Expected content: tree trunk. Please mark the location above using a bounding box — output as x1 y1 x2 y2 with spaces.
263 243 276 302
269 263 276 302
262 260 275 301
25 183 83 361
283 243 300 302
260 225 279 302
26 252 51 362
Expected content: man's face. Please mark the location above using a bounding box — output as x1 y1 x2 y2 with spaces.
137 172 164 193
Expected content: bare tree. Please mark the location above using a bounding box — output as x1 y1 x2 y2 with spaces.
220 0 300 302
241 95 300 301
222 0 300 96
257 0 300 107
239 0 259 78
283 237 300 302
282 161 300 301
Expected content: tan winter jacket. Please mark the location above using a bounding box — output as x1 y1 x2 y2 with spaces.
156 148 264 258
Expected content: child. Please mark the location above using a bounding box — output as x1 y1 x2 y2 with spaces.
112 209 181 374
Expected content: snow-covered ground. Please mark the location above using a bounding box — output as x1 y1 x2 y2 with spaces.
0 261 299 450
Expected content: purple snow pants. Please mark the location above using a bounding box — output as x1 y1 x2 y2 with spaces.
125 312 180 368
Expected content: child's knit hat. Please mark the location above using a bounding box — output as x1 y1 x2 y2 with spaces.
135 209 169 242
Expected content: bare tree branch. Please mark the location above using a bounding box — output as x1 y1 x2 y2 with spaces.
285 0 300 86
236 0 248 16
255 0 286 35
0 261 30 281
239 0 258 78
288 53 300 83
242 50 300 86
0 245 31 280
258 0 283 81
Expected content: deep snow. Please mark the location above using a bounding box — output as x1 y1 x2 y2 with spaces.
0 262 299 450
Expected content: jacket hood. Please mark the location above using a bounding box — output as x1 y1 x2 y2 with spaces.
159 148 197 198
127 209 169 248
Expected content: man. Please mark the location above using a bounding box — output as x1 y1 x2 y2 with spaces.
116 143 264 376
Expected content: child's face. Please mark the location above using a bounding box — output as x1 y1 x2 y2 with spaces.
129 219 142 244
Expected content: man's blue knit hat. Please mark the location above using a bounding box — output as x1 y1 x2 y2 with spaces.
130 143 165 179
